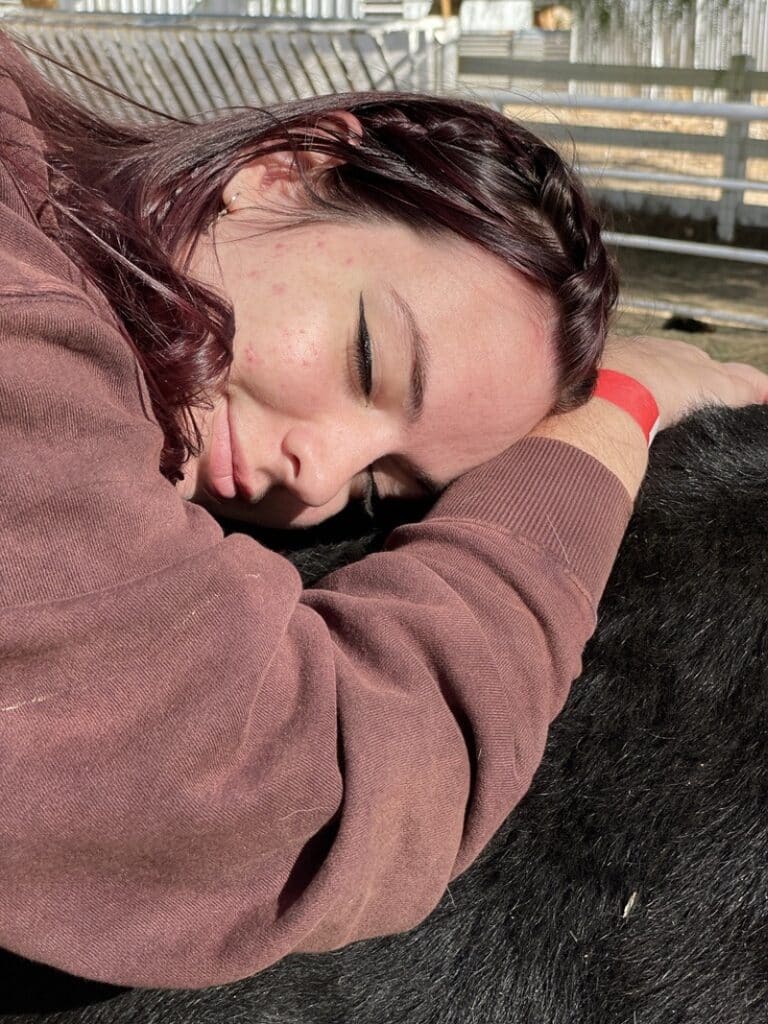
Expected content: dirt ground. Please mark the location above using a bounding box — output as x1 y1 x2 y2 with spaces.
610 246 768 372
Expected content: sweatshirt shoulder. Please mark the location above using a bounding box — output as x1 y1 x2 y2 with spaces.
0 271 153 431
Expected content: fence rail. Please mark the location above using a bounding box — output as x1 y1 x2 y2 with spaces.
459 52 768 244
2 8 767 276
457 55 768 93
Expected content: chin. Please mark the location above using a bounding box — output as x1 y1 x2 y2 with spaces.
231 508 323 530
193 492 333 531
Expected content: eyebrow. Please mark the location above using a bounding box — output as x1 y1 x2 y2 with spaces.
388 286 429 428
385 287 447 498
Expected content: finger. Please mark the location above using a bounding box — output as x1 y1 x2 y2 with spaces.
720 363 768 403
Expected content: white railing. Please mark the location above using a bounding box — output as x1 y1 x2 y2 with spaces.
58 0 363 16
246 0 360 17
457 52 768 249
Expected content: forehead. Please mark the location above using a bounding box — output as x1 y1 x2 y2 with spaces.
322 218 554 359
385 226 552 351
362 224 556 412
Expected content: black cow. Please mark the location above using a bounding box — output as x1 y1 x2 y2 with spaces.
3 404 767 1023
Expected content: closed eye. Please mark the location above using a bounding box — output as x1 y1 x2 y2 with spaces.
355 293 373 399
351 294 442 514
354 294 381 515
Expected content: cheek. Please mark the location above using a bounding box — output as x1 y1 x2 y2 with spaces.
237 325 333 410
228 257 349 406
290 328 321 370
417 359 557 469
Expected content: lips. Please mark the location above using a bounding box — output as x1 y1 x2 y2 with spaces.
205 396 237 500
205 398 273 505
227 407 256 502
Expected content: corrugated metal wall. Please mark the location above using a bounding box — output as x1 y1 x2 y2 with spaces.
693 0 768 71
571 0 768 97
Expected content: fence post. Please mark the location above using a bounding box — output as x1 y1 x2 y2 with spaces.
717 53 754 243
431 25 442 93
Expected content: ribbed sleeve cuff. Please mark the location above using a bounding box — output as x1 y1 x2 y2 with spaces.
428 437 634 603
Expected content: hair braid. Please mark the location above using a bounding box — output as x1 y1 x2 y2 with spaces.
314 100 618 414
528 141 619 409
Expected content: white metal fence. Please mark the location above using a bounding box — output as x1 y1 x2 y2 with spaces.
458 52 768 246
0 0 433 16
458 26 569 92
55 0 362 16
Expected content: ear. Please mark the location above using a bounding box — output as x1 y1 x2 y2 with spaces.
222 110 362 209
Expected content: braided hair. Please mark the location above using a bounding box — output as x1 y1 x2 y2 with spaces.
306 97 619 413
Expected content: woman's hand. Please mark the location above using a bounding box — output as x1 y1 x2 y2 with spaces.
528 335 768 501
602 334 768 431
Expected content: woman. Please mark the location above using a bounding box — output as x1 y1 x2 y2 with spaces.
1 28 765 990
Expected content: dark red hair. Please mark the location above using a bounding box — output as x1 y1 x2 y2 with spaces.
0 30 618 486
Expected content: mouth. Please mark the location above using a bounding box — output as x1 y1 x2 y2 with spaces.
205 395 237 501
200 398 273 508
227 405 260 503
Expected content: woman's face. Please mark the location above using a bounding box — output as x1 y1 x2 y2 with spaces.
178 148 559 529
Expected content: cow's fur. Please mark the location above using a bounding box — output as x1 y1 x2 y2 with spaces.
3 404 767 1023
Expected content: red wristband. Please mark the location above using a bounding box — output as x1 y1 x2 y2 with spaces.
593 369 661 446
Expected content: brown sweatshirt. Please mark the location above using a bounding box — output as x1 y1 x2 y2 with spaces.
0 31 632 989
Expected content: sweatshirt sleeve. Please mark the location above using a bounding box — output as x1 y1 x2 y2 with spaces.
0 283 631 989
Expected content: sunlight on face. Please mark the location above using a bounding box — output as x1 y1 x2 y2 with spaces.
179 209 559 528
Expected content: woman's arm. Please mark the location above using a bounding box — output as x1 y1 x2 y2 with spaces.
530 333 768 500
1 284 629 990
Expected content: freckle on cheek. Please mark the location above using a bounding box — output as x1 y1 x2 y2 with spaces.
298 339 319 368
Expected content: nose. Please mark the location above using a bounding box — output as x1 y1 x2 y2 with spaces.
277 424 369 509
